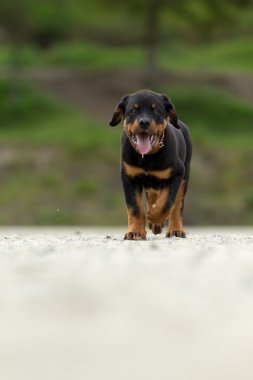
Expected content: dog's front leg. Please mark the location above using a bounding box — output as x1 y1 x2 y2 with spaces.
121 170 146 240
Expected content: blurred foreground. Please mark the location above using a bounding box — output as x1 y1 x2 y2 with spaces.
0 227 253 380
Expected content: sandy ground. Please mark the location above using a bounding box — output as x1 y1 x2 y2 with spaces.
1 227 253 380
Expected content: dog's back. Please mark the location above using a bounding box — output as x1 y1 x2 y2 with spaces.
177 120 192 184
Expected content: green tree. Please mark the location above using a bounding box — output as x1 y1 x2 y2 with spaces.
0 0 72 99
83 0 253 86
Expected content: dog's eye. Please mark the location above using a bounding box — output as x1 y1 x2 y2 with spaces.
152 107 161 116
130 108 138 114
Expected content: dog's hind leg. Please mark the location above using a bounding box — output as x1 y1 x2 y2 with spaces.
146 189 164 235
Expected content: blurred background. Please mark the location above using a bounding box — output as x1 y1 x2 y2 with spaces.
0 0 252 226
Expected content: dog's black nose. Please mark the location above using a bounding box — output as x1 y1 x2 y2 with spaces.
139 118 150 130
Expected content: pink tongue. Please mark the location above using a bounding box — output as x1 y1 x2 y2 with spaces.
136 134 152 155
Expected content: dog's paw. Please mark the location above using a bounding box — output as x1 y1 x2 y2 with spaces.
148 222 164 235
146 212 164 226
166 230 186 238
124 231 147 240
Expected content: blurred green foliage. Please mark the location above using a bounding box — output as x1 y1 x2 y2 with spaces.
0 38 253 72
0 78 252 225
0 80 60 125
171 87 253 139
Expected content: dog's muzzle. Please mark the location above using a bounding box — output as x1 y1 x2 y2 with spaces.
131 132 159 155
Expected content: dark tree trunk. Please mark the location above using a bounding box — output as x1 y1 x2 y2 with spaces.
9 39 23 104
144 0 161 89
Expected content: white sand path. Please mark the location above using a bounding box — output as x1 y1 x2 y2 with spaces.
0 227 253 380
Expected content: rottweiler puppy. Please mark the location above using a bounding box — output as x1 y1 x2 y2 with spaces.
109 89 192 240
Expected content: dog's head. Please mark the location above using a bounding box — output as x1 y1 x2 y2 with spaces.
109 89 179 155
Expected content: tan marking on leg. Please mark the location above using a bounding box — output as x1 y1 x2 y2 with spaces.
146 187 170 225
146 189 164 234
167 182 186 238
146 189 159 211
124 191 146 240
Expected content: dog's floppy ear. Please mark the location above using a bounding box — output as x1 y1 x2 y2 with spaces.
161 94 179 129
109 95 129 127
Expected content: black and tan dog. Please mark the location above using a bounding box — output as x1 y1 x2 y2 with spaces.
109 89 192 240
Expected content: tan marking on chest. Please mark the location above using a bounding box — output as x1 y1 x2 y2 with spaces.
123 162 172 179
149 168 172 179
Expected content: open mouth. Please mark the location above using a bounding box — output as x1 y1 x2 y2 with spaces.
131 132 159 155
